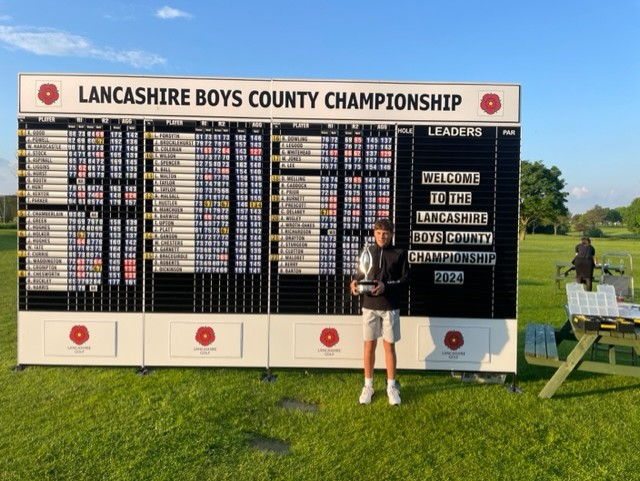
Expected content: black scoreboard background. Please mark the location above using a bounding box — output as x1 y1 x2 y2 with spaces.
18 119 519 317
408 125 520 318
17 74 521 370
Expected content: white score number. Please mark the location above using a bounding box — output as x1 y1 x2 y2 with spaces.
434 270 464 285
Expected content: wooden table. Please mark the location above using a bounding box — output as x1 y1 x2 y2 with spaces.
534 317 640 399
554 262 626 294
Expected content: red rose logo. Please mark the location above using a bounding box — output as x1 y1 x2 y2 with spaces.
38 83 60 106
480 93 501 115
444 330 464 351
69 325 90 345
195 326 215 346
319 327 339 348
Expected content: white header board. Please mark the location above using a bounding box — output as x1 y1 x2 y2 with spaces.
19 74 520 123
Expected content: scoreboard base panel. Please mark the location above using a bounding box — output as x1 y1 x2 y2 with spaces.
16 313 517 371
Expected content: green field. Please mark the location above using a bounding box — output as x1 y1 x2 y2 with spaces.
1 229 640 481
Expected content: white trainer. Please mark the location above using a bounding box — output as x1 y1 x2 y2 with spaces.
359 385 374 404
387 385 401 406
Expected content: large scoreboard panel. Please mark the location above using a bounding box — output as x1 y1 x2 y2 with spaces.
17 74 520 371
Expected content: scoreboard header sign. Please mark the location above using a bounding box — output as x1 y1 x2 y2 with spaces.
20 74 520 122
17 73 521 373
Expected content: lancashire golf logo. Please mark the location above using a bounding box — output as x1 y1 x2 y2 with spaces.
479 92 501 115
37 82 61 106
69 325 90 345
319 327 339 348
444 330 464 351
195 326 215 346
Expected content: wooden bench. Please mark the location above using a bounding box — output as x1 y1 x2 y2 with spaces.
524 323 562 368
526 317 640 398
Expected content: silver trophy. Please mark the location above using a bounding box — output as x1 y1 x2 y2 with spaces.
357 243 376 293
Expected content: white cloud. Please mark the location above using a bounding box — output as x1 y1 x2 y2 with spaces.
102 49 166 69
0 26 166 68
571 186 589 199
156 6 192 19
0 15 12 21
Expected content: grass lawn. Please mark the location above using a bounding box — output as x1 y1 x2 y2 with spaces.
1 228 640 480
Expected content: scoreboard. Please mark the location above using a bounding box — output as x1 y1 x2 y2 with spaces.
17 74 521 372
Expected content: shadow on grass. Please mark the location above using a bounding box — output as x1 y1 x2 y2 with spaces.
249 434 291 455
514 363 558 383
551 382 640 400
601 233 640 240
396 376 506 404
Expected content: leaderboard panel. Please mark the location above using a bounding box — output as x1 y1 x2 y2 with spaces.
143 120 270 314
16 115 145 366
17 116 145 312
17 74 521 372
269 122 396 315
406 125 520 319
270 124 521 369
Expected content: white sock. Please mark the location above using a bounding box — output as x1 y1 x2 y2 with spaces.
364 377 373 388
387 379 396 389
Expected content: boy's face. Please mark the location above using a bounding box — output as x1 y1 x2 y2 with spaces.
374 228 392 248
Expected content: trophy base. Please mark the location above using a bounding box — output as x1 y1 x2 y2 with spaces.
357 281 376 294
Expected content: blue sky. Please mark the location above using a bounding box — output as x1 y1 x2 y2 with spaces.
0 0 638 214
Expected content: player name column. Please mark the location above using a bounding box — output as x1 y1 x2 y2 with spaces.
146 123 196 274
23 210 69 291
272 128 326 275
18 122 70 292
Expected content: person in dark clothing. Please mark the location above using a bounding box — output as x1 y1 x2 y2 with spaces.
350 218 409 405
574 236 596 291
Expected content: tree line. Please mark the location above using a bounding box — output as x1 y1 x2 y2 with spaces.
520 160 640 239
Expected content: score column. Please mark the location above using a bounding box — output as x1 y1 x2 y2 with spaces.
231 123 269 312
105 118 144 311
341 124 396 314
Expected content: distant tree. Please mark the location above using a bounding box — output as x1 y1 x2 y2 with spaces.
551 213 571 235
581 205 607 229
519 160 569 239
624 197 640 233
615 206 627 224
571 213 585 233
0 195 17 223
604 208 623 225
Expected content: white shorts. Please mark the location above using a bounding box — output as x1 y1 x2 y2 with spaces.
362 308 401 343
